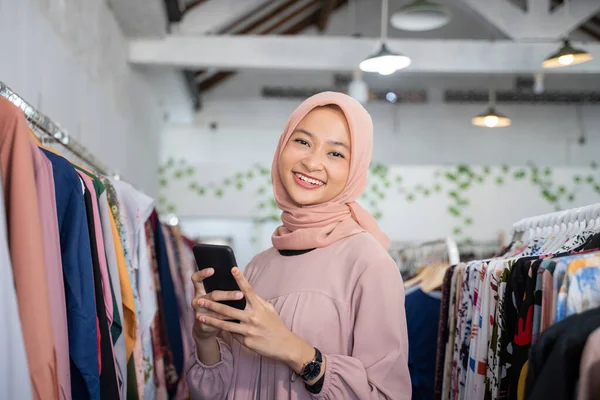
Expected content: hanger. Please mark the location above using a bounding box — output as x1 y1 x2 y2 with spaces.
404 262 450 292
420 263 451 293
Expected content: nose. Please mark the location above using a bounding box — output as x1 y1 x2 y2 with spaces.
301 151 325 172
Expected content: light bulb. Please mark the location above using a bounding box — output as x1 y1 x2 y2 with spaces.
379 67 397 75
558 54 574 66
484 115 499 127
168 215 179 226
386 92 398 103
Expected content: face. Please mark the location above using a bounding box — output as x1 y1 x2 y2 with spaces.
278 106 351 206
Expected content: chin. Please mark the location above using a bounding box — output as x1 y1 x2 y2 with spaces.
288 191 321 206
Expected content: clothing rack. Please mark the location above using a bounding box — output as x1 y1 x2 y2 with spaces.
511 203 600 241
0 80 112 177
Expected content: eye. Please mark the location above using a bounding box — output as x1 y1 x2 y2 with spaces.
294 139 310 147
329 152 345 159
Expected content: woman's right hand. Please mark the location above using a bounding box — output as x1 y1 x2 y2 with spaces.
191 268 244 341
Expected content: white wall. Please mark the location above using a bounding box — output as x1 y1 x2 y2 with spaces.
0 0 194 197
162 95 600 168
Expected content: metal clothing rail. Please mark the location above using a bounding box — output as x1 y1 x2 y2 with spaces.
0 80 111 176
392 237 461 265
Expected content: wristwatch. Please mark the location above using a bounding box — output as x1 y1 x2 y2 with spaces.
300 347 323 381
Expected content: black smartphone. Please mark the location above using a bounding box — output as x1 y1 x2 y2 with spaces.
192 243 247 312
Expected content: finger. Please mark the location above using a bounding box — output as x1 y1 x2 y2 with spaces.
191 269 214 295
199 298 247 322
195 310 228 321
200 315 247 335
207 290 245 303
231 267 257 303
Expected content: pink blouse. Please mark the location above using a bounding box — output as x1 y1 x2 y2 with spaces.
186 232 411 399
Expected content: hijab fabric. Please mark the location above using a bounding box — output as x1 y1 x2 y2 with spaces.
271 92 390 251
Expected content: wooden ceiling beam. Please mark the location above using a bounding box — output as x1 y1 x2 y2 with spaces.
317 0 338 32
215 0 279 34
262 0 321 34
184 0 209 12
199 6 321 92
579 24 600 41
197 0 347 93
235 0 300 34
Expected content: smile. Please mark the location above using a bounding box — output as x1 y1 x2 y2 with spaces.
293 172 325 188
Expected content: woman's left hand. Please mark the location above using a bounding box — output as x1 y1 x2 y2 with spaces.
198 267 312 371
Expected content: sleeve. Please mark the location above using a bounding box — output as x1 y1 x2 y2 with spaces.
185 336 235 400
312 256 411 400
184 254 263 399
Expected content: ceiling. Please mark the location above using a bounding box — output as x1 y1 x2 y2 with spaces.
108 0 600 108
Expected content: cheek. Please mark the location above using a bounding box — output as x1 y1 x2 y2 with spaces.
328 162 350 187
279 147 302 171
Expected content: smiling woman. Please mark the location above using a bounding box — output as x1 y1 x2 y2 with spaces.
187 92 411 400
278 105 351 206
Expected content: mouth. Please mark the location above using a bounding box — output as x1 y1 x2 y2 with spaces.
292 172 326 189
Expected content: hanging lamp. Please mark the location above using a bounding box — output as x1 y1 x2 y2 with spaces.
542 39 593 68
542 0 592 69
359 0 411 75
472 89 511 128
390 0 452 32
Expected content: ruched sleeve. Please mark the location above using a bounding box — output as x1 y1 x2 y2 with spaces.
186 336 234 400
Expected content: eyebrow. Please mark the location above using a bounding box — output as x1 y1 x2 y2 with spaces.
294 128 350 151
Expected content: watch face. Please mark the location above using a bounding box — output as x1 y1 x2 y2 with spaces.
303 361 321 381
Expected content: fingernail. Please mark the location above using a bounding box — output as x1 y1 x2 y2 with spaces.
207 268 214 274
235 291 243 299
232 267 238 275
200 317 206 323
199 300 205 306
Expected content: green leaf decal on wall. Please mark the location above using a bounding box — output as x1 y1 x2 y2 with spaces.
159 159 600 242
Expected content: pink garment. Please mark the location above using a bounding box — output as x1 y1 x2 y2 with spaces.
77 172 114 325
271 92 390 251
77 171 120 398
30 140 71 400
186 232 411 399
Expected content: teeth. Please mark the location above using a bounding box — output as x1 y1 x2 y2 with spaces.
295 173 324 186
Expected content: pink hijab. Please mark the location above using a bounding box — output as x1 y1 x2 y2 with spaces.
271 92 390 251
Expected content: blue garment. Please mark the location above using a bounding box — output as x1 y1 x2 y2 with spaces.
42 149 100 400
153 219 183 394
405 286 441 400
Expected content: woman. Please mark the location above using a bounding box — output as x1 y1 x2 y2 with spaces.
187 92 411 399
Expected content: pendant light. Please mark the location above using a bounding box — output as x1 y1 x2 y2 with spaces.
472 89 511 128
390 0 452 32
542 39 593 68
359 0 411 75
542 0 592 69
348 70 369 104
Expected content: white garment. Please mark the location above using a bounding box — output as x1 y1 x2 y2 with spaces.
110 179 156 400
98 191 127 400
0 176 33 399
